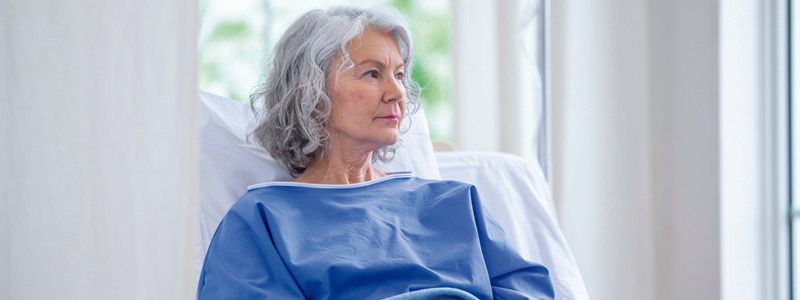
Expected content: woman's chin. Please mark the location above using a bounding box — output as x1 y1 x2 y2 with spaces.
373 132 400 148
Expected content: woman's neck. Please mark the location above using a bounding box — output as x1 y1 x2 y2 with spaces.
294 141 385 185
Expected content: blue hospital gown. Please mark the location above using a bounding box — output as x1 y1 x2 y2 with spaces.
197 172 554 299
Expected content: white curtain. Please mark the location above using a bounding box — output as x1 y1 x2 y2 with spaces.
552 1 729 299
1 1 198 299
550 1 655 299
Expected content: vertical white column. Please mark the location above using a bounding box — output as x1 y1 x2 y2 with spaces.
497 0 541 163
452 0 500 151
719 0 761 299
0 0 198 299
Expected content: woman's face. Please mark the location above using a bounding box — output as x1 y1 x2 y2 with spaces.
326 27 407 152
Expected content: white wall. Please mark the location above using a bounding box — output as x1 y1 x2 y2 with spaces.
0 1 198 299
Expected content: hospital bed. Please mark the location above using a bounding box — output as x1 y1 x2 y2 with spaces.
197 91 588 299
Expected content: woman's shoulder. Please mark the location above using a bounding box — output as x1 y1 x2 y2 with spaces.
228 184 299 212
403 177 479 198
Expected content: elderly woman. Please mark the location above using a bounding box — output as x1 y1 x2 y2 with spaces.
198 6 554 300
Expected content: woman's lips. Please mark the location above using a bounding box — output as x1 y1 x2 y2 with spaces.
376 115 399 120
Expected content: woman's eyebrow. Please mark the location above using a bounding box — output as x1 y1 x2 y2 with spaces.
357 59 404 70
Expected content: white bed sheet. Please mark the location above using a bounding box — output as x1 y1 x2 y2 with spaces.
435 151 588 300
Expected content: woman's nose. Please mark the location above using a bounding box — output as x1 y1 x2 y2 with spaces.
382 76 405 103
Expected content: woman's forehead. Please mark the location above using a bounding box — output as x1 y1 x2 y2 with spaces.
346 28 403 67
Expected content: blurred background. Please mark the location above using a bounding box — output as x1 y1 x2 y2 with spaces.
2 0 797 299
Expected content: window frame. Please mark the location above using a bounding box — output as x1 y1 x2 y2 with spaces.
764 0 792 299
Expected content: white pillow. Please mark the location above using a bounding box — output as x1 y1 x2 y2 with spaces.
197 90 441 257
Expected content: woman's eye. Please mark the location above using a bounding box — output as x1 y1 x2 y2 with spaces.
394 72 404 80
364 70 379 79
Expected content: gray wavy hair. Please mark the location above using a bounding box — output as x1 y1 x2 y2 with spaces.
250 6 421 177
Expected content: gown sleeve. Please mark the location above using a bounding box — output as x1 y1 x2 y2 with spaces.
468 185 556 300
197 199 305 299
